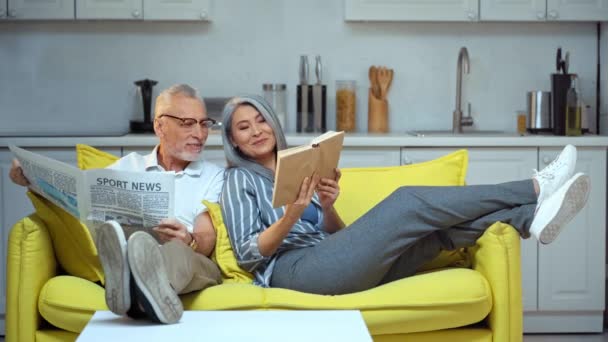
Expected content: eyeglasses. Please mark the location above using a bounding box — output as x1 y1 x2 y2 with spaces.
158 114 217 130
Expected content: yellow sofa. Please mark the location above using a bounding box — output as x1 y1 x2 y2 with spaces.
6 148 523 342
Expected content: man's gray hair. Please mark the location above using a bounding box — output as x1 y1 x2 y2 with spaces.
155 84 205 117
221 95 287 176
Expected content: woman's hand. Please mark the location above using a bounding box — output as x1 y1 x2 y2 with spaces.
284 173 320 221
9 159 30 187
153 218 192 244
317 168 341 210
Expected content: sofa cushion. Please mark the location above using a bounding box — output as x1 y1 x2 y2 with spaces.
38 276 107 333
182 267 492 335
334 149 468 225
205 200 254 283
27 192 104 283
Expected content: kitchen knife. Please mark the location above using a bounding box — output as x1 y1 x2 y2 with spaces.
299 55 310 132
313 55 323 132
564 51 569 75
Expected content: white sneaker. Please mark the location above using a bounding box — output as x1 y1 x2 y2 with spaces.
95 220 131 315
535 144 577 207
530 173 590 244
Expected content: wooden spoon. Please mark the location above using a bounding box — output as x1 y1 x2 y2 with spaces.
369 66 379 98
377 67 392 100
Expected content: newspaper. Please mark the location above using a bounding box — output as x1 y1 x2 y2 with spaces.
10 145 175 230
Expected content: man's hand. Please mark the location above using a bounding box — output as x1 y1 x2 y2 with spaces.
9 159 30 186
153 218 190 244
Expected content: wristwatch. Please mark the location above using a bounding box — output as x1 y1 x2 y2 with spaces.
188 233 198 251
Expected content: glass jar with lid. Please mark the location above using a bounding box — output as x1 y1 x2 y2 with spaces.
336 80 356 132
263 83 287 129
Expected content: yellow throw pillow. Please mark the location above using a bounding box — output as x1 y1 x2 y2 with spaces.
76 144 119 170
334 149 468 225
26 145 119 283
204 200 254 284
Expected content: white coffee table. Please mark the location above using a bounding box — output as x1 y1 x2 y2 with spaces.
77 310 372 341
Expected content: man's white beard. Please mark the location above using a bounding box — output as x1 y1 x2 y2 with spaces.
177 150 203 162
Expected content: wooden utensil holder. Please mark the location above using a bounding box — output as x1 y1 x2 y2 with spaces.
368 89 388 133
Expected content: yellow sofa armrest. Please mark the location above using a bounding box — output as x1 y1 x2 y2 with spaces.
468 222 523 342
7 215 58 342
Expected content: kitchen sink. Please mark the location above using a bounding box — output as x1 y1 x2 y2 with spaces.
406 130 510 137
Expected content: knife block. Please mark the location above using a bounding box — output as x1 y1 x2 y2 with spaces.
368 89 388 133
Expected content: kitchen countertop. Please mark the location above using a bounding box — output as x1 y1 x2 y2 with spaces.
1 133 608 148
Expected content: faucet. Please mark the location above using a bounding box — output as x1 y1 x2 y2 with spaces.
453 47 473 133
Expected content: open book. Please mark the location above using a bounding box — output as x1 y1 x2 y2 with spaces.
10 145 175 230
272 131 345 208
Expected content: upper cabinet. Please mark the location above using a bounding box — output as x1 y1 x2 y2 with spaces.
345 0 479 22
75 0 210 20
76 0 142 20
481 0 608 21
144 0 210 21
546 0 608 21
345 0 607 21
4 0 74 20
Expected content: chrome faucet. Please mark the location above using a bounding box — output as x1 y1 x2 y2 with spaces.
453 47 473 133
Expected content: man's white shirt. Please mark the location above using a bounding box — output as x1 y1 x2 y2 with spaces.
108 145 225 232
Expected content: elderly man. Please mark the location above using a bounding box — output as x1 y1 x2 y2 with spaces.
9 84 224 324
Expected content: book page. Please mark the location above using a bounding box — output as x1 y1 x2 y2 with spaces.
271 131 344 208
10 145 86 220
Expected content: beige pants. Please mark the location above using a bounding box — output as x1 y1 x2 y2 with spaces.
122 226 222 294
159 240 222 294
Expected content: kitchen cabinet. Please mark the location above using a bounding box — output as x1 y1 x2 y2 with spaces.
339 147 401 168
76 0 211 20
3 0 73 20
481 0 608 21
344 0 479 22
531 147 606 333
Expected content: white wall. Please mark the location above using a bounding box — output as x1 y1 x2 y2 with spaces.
0 0 600 136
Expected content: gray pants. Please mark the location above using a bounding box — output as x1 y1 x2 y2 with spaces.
271 180 537 295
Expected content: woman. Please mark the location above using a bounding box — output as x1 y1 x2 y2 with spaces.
219 95 590 295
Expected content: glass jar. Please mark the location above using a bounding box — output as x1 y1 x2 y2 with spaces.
336 80 356 132
263 83 287 128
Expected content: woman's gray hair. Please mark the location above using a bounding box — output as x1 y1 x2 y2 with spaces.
221 95 287 173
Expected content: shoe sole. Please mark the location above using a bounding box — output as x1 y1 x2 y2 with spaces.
128 232 183 324
539 173 590 244
96 221 130 315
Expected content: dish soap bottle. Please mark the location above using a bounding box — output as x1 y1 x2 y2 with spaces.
565 75 582 136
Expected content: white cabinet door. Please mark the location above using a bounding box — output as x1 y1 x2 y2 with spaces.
401 147 539 311
76 0 142 20
339 147 401 168
345 0 479 21
7 0 73 19
537 148 606 314
144 0 210 21
481 0 547 21
547 0 608 21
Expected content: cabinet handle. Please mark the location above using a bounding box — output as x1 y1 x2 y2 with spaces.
548 10 558 20
8 9 16 18
542 156 551 164
467 11 477 21
200 11 207 19
402 157 413 165
132 10 140 18
536 11 545 20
